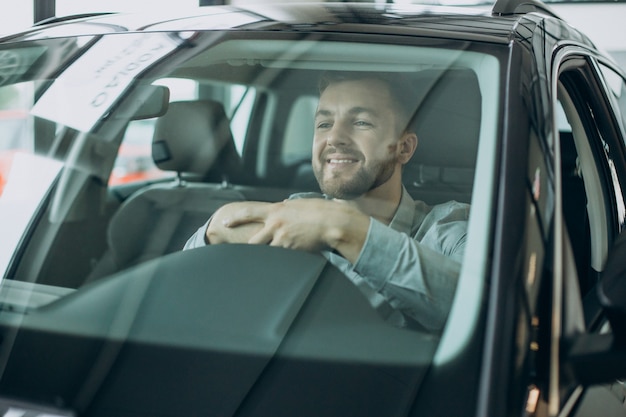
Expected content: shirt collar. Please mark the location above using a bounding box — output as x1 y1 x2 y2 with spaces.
317 187 416 234
388 187 415 234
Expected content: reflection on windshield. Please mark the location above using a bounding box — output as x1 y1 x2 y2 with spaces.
0 46 46 87
32 33 183 132
0 152 62 277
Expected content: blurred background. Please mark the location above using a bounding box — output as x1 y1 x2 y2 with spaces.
0 0 623 69
0 0 623 195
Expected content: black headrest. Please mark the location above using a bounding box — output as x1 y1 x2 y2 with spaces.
408 69 482 169
401 69 482 203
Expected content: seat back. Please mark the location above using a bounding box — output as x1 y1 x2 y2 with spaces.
403 69 482 204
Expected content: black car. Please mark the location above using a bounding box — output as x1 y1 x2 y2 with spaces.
1 1 626 416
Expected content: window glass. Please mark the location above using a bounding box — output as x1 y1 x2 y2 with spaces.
228 85 256 154
282 95 318 164
0 81 63 275
109 78 198 186
557 62 626 293
553 62 626 407
600 64 626 140
557 79 606 277
109 78 257 186
0 34 504 409
598 64 626 227
0 82 35 195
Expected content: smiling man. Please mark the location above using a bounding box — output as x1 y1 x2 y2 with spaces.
184 71 469 332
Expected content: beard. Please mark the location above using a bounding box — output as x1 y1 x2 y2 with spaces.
313 151 398 200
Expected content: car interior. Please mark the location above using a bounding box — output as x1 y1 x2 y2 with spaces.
82 67 483 282
4 37 497 301
0 41 495 413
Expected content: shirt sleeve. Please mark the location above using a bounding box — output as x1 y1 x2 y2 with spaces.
352 214 467 331
183 220 211 250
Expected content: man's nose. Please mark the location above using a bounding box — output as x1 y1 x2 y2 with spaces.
326 122 351 147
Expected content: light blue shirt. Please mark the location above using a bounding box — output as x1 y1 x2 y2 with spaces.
184 187 468 332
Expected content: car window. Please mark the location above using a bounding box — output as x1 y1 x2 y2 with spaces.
109 78 257 186
600 63 626 148
553 57 626 358
110 78 197 186
0 80 65 273
0 34 501 310
557 73 611 282
282 95 318 165
0 81 36 195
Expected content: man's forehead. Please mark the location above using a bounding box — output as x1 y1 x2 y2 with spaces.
324 77 390 93
318 78 393 107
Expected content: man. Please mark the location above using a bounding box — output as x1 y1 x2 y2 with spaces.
185 71 469 332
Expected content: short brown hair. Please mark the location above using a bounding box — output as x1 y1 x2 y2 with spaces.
318 71 414 134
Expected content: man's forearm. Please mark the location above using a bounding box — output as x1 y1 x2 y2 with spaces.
322 208 370 264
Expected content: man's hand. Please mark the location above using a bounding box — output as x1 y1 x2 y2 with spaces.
207 199 370 264
205 201 268 244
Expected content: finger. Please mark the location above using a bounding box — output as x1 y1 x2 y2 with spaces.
223 204 270 228
247 226 274 245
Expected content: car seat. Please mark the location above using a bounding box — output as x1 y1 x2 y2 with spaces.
403 69 482 204
87 100 249 282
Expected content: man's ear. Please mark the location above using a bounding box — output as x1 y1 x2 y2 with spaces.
398 132 418 164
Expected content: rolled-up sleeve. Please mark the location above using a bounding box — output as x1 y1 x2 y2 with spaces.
352 210 466 331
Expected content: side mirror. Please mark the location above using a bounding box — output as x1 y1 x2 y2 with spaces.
565 231 626 385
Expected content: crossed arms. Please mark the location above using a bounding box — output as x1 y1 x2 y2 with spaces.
205 198 370 264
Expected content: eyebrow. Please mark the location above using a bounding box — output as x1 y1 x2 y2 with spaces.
315 106 381 119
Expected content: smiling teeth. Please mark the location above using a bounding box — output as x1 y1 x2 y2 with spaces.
329 159 355 163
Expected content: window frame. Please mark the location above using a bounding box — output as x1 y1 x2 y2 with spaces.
548 48 626 414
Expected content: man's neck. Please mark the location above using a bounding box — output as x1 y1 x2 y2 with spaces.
335 184 403 225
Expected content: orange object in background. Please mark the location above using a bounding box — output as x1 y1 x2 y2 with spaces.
108 142 169 186
0 150 17 198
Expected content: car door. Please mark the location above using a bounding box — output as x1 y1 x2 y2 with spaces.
551 49 626 416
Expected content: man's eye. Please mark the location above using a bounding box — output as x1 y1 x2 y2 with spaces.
354 120 372 127
316 122 332 129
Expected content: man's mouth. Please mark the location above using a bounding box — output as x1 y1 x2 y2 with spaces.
327 158 358 164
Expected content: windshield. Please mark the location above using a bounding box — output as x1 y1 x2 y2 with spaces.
0 30 501 415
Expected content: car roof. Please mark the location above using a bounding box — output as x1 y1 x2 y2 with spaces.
0 1 597 50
